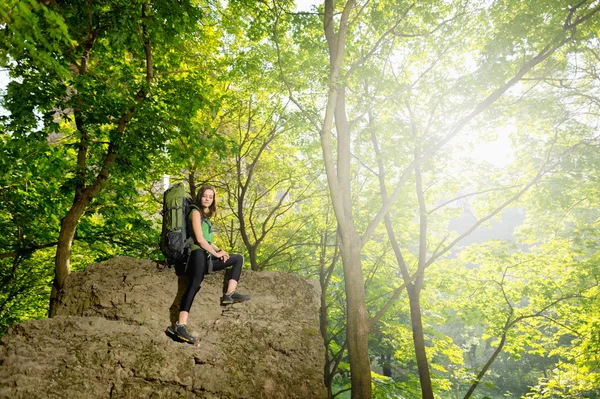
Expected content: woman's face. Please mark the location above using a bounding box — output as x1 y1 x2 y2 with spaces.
201 189 215 209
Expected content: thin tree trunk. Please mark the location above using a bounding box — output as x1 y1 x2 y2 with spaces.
50 193 94 314
320 247 333 398
189 169 197 199
411 137 435 398
49 149 118 316
371 101 435 397
321 298 333 399
236 163 255 269
248 246 258 271
318 230 332 397
463 332 507 399
407 285 434 399
319 224 340 399
236 185 259 271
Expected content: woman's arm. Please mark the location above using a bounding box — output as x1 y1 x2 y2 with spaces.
191 210 222 257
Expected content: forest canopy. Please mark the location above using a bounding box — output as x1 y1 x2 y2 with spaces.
1 1 599 398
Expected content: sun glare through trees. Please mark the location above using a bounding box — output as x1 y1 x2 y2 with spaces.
1 1 599 398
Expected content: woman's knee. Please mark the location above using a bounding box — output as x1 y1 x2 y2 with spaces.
231 254 244 267
180 282 202 312
228 254 243 282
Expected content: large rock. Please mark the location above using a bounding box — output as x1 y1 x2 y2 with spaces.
0 257 327 398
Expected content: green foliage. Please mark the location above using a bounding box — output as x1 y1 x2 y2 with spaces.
1 2 599 399
372 371 421 399
0 0 223 333
0 249 54 334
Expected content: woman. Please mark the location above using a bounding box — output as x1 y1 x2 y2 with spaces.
168 185 250 344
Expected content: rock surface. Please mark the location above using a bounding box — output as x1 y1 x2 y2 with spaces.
0 257 326 398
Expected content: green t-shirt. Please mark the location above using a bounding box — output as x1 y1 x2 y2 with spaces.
188 208 214 252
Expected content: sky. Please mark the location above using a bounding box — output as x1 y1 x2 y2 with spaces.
0 69 7 86
472 128 513 167
0 69 8 117
295 0 320 12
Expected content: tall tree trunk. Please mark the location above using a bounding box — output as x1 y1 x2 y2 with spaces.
407 284 434 399
50 191 95 315
320 0 370 396
333 86 371 398
340 235 371 399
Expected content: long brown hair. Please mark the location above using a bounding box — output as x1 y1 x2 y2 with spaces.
195 185 217 218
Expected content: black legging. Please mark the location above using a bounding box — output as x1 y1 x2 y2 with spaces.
179 250 243 312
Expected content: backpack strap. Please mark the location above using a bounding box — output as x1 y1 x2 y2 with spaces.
187 204 200 216
206 253 214 274
185 205 199 248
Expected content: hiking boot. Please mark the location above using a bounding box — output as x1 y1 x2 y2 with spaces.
167 322 196 345
221 291 251 305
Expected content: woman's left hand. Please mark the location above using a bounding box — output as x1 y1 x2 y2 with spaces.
219 250 230 262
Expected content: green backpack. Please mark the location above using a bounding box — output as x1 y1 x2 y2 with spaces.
159 182 194 266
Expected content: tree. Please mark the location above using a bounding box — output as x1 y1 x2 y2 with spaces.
0 0 220 315
215 95 314 271
0 125 161 331
273 0 600 397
